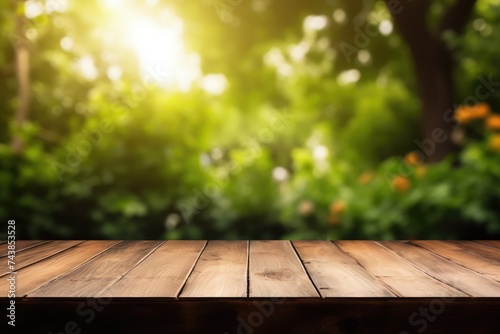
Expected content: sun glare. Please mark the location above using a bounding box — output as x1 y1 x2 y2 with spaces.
100 3 225 93
124 14 203 91
104 0 122 10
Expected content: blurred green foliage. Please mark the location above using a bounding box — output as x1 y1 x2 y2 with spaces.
1 0 500 239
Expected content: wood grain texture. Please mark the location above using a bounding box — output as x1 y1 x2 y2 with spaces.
0 240 121 297
180 241 247 298
380 241 500 297
293 241 395 297
480 240 500 249
249 240 318 297
27 241 163 297
412 240 500 282
0 240 83 276
336 241 466 297
102 240 206 298
455 241 500 262
0 240 50 257
3 240 499 301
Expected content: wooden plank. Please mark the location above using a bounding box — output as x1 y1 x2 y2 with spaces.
27 240 163 297
0 240 121 297
336 241 466 297
180 241 247 298
0 240 50 257
380 241 500 297
480 240 500 249
102 240 206 298
293 241 395 297
249 240 318 297
412 241 500 282
455 241 500 262
0 240 83 276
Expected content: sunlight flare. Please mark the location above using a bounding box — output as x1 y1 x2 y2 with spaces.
126 16 200 89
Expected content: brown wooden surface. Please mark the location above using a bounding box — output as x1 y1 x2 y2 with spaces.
103 240 206 298
3 240 500 298
249 240 318 298
293 241 395 297
0 240 49 257
180 240 247 298
413 240 500 282
2 240 499 333
380 241 500 297
481 240 500 248
0 240 120 297
27 241 162 297
0 240 83 276
337 241 467 297
455 240 500 262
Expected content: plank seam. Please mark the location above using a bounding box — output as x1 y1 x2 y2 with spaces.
376 241 472 297
23 240 124 298
460 241 500 263
246 240 250 298
24 240 127 297
0 240 51 258
331 241 402 297
0 240 86 278
408 241 500 284
289 241 322 298
175 240 208 299
473 241 500 250
430 241 500 266
96 240 166 298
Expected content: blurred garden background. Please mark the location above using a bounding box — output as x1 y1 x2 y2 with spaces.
2 0 500 240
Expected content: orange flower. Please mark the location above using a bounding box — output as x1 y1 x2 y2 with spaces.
488 135 500 152
358 171 374 185
455 103 491 124
328 200 345 225
475 103 491 118
486 115 500 130
393 175 410 192
415 165 427 178
404 151 422 166
455 106 474 124
329 200 345 215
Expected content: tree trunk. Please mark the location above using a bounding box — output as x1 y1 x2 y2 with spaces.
10 0 31 154
386 0 477 163
409 34 457 162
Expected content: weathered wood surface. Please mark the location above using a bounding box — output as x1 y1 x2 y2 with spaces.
4 240 500 298
2 240 499 333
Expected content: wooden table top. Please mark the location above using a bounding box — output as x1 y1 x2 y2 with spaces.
2 240 500 298
4 240 500 333
0 240 500 299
